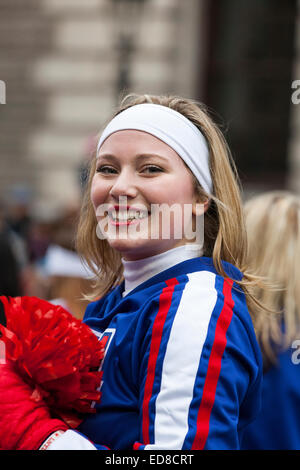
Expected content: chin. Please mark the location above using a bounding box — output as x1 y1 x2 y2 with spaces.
107 238 145 256
106 238 148 260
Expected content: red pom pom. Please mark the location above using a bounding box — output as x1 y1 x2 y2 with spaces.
0 296 105 428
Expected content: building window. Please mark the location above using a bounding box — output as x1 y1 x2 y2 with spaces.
203 0 297 190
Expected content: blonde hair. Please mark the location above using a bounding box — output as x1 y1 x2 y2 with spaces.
76 93 263 309
47 275 93 320
244 191 300 365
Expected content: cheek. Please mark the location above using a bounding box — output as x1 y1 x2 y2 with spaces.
155 180 194 206
90 176 107 210
176 177 196 204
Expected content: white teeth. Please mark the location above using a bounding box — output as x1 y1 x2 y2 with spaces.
110 210 148 221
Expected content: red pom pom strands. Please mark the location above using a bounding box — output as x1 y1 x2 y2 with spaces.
0 296 105 428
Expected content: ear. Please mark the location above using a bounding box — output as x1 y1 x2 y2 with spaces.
192 196 211 217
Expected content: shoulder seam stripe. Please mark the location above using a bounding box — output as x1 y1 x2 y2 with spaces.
141 277 179 445
191 278 235 450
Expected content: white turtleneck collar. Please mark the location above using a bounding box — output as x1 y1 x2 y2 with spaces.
121 244 203 297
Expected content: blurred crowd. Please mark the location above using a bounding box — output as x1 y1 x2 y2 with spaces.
0 185 94 320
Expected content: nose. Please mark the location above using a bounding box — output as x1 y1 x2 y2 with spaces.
109 169 138 200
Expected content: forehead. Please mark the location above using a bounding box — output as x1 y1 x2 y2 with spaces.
98 129 182 161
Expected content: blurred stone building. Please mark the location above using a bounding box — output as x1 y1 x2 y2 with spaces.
0 0 205 215
0 0 298 214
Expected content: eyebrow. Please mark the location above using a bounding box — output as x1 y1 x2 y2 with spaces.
96 153 170 164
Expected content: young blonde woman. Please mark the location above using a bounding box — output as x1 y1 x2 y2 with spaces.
0 94 263 450
241 191 300 450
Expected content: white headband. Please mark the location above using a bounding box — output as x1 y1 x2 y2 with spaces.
97 103 212 195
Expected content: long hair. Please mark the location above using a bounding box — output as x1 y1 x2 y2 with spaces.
244 191 300 365
76 93 265 308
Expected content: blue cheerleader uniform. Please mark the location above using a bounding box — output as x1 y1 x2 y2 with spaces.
47 245 263 450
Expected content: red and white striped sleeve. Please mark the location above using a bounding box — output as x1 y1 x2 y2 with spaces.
134 271 262 450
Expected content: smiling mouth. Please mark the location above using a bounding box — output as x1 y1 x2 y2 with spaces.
107 207 150 224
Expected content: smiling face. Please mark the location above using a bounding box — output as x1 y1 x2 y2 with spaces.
91 129 203 261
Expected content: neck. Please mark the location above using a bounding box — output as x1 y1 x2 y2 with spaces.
121 244 203 296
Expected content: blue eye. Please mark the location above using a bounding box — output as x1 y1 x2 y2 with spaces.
142 165 164 174
96 165 118 174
